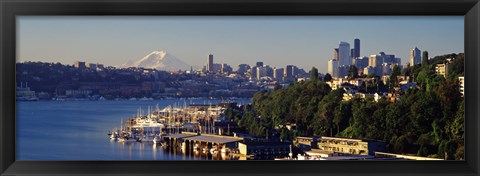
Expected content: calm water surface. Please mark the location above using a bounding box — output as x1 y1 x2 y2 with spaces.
16 99 250 160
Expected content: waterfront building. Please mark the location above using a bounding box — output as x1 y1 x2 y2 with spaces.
74 61 86 69
459 76 464 96
65 89 92 98
375 152 443 160
238 141 290 156
295 136 320 150
16 82 38 101
410 47 421 66
208 54 214 72
338 41 351 66
317 136 387 156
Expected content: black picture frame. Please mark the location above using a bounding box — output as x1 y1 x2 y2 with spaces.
1 0 479 176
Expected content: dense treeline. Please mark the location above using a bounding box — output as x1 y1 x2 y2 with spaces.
227 53 464 160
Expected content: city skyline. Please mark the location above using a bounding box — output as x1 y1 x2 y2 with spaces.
17 16 464 73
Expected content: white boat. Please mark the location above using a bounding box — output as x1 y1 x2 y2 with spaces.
193 143 200 151
210 146 218 154
153 135 163 144
118 137 137 142
109 132 118 141
203 147 209 153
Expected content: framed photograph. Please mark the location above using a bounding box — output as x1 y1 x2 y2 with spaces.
1 0 479 176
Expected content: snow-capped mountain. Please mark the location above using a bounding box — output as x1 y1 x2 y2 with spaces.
121 51 191 72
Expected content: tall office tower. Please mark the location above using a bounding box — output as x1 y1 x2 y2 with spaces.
338 65 349 78
333 48 339 60
354 38 360 58
256 61 264 67
265 66 274 78
221 64 232 74
353 56 369 71
369 54 384 68
256 66 267 80
338 41 351 66
327 59 339 77
74 61 86 69
350 49 355 59
394 58 402 65
274 67 284 81
208 54 214 72
250 66 258 80
410 47 421 66
285 65 296 78
237 64 250 75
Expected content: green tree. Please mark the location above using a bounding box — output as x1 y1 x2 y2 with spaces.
389 65 401 92
310 67 319 81
324 73 332 82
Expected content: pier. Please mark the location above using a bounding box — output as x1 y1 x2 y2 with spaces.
163 132 244 153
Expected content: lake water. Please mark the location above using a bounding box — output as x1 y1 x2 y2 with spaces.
16 98 251 160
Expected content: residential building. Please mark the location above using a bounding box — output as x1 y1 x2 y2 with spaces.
459 76 464 96
317 136 387 156
435 63 449 78
238 141 291 156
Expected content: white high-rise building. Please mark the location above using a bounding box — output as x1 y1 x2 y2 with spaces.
339 41 351 66
328 59 339 78
410 47 421 66
256 66 267 80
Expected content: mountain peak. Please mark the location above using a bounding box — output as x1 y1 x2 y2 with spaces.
121 51 191 72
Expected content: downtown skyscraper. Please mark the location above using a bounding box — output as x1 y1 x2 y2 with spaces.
410 47 421 66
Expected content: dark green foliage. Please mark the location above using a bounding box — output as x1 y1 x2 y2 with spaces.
323 73 332 82
233 53 464 160
310 67 319 80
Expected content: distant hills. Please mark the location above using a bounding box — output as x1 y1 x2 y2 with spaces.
120 51 192 72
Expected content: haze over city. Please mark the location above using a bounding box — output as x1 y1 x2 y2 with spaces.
17 16 463 73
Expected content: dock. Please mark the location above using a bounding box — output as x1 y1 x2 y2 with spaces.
163 132 244 152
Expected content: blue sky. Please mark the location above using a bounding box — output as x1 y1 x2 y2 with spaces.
17 16 463 73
